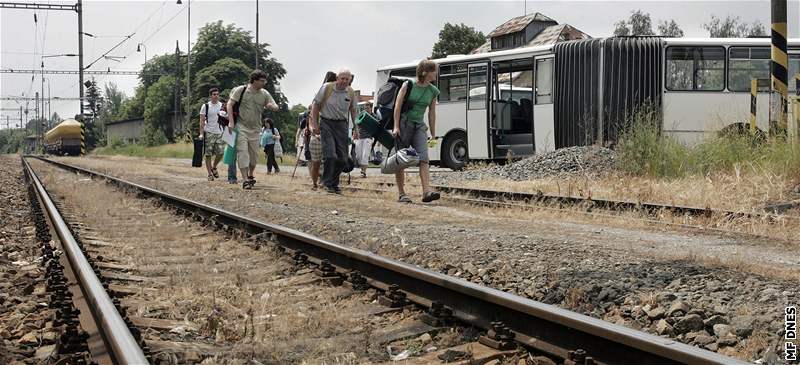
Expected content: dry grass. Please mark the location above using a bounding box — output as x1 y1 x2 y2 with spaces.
33 161 380 364
50 156 800 282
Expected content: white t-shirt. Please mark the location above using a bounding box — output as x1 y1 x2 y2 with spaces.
200 101 223 134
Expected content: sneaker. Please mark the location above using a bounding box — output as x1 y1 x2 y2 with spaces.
360 171 367 178
248 176 257 184
325 186 337 194
333 187 342 195
422 191 441 203
228 179 238 184
211 168 219 178
243 180 254 190
398 194 412 203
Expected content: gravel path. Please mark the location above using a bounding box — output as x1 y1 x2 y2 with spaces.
53 156 798 363
0 156 60 364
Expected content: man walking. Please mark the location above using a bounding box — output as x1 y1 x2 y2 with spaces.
310 69 358 194
199 88 225 181
228 70 280 189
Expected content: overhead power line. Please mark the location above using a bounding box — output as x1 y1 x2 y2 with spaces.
1 69 168 76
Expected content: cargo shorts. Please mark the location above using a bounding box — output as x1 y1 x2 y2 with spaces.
204 132 225 157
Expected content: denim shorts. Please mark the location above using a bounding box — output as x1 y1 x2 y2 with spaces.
398 115 429 162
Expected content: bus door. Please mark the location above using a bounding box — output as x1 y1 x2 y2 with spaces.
466 62 491 159
533 55 556 153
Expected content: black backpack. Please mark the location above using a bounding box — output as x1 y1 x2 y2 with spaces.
204 101 229 128
374 77 413 130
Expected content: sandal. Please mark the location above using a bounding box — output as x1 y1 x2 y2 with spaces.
422 191 441 203
398 194 412 203
243 180 254 190
211 168 219 178
360 171 367 178
207 174 214 181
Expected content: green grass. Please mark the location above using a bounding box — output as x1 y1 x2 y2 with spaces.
616 113 800 179
93 142 298 166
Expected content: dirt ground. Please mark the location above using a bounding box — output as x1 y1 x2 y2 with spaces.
47 155 799 363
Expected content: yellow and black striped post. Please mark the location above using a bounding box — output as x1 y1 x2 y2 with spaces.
80 121 85 156
770 0 788 134
750 79 758 133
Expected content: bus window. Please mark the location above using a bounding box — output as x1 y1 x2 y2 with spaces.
536 58 553 104
468 65 488 110
728 47 770 92
438 64 468 102
666 46 725 91
788 53 800 91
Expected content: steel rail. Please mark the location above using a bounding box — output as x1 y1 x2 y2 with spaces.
22 157 148 364
34 156 749 365
346 179 796 223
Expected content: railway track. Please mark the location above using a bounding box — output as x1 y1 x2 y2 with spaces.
27 156 750 365
338 178 800 225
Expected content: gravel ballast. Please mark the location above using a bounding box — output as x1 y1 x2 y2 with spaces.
48 156 798 363
0 156 60 364
434 146 616 184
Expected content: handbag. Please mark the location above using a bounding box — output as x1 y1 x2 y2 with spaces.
274 142 283 158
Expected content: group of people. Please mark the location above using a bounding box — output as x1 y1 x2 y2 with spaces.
199 59 441 203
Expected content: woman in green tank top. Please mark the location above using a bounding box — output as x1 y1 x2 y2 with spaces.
392 59 441 203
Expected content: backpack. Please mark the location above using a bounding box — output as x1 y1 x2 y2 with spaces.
230 85 247 125
319 82 355 111
205 101 229 128
374 77 412 130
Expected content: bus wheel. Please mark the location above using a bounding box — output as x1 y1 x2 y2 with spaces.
442 131 468 171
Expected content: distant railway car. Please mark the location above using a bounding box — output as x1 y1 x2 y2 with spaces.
45 119 83 156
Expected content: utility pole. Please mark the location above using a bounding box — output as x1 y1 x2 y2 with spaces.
175 41 181 138
78 0 85 117
255 0 259 70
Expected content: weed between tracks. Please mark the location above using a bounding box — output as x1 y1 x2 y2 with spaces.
34 163 395 364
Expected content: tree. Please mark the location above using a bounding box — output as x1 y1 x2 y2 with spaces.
83 79 105 149
188 57 251 136
117 86 145 121
613 10 655 36
613 21 630 37
703 15 767 37
144 75 177 145
184 21 290 140
431 23 486 59
140 53 184 90
657 20 684 37
103 82 126 119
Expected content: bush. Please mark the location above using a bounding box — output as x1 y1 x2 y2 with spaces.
616 109 800 179
109 136 126 149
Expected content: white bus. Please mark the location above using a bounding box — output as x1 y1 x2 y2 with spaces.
376 37 800 170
